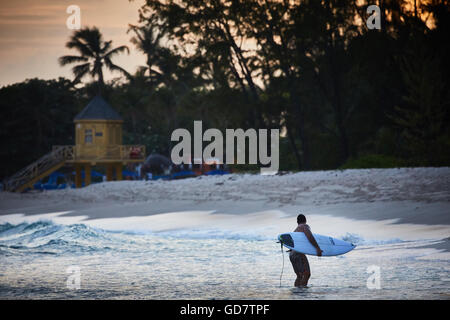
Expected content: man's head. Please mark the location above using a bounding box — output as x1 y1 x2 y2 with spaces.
297 214 306 224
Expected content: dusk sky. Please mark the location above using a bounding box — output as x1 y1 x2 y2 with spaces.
0 0 147 87
0 0 431 88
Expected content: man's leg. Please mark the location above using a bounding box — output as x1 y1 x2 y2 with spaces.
290 252 306 287
294 275 302 287
298 254 311 286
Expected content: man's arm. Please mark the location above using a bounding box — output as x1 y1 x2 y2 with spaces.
304 227 323 256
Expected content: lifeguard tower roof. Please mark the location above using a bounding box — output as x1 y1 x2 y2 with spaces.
74 95 123 121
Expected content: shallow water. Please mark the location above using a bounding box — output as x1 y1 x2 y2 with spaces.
0 220 449 299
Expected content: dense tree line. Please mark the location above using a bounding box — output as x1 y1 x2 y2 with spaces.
1 0 449 180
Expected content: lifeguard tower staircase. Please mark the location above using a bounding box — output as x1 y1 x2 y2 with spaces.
3 95 145 192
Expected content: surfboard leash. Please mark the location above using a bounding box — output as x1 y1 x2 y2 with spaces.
278 241 284 288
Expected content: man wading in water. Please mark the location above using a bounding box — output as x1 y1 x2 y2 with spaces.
290 214 322 287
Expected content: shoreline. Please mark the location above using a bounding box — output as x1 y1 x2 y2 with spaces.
1 167 449 225
1 196 449 226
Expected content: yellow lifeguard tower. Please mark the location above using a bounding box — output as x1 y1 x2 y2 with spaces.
4 95 145 192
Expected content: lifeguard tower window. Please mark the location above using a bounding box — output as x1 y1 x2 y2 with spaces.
85 129 93 143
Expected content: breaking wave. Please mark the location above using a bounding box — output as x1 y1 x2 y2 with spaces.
339 232 405 246
0 221 117 255
0 220 274 257
0 220 408 258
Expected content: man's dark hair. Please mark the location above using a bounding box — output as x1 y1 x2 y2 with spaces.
297 214 306 224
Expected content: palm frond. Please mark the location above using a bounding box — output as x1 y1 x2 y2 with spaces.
71 63 91 83
77 27 102 54
66 38 95 57
58 55 88 66
66 27 103 58
104 57 131 78
105 45 130 59
101 41 113 55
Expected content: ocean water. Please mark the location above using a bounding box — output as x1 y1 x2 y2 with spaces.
0 220 449 299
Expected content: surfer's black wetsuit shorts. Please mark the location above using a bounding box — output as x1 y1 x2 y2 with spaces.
289 251 310 275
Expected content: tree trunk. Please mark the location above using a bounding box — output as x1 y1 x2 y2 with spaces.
296 111 311 170
98 68 104 94
289 81 311 170
331 66 350 165
285 122 302 170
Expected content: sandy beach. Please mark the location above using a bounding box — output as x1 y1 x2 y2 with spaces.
1 167 449 299
1 167 449 224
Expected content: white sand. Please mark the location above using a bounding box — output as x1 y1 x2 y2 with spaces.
0 167 449 241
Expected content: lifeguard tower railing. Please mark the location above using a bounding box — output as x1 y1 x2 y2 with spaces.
3 145 145 192
52 145 145 163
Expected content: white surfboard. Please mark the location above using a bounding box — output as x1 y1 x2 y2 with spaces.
278 232 356 256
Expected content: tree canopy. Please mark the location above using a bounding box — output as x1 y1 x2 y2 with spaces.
1 0 449 179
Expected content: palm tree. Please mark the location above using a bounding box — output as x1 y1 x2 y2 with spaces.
59 27 130 92
128 22 166 83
